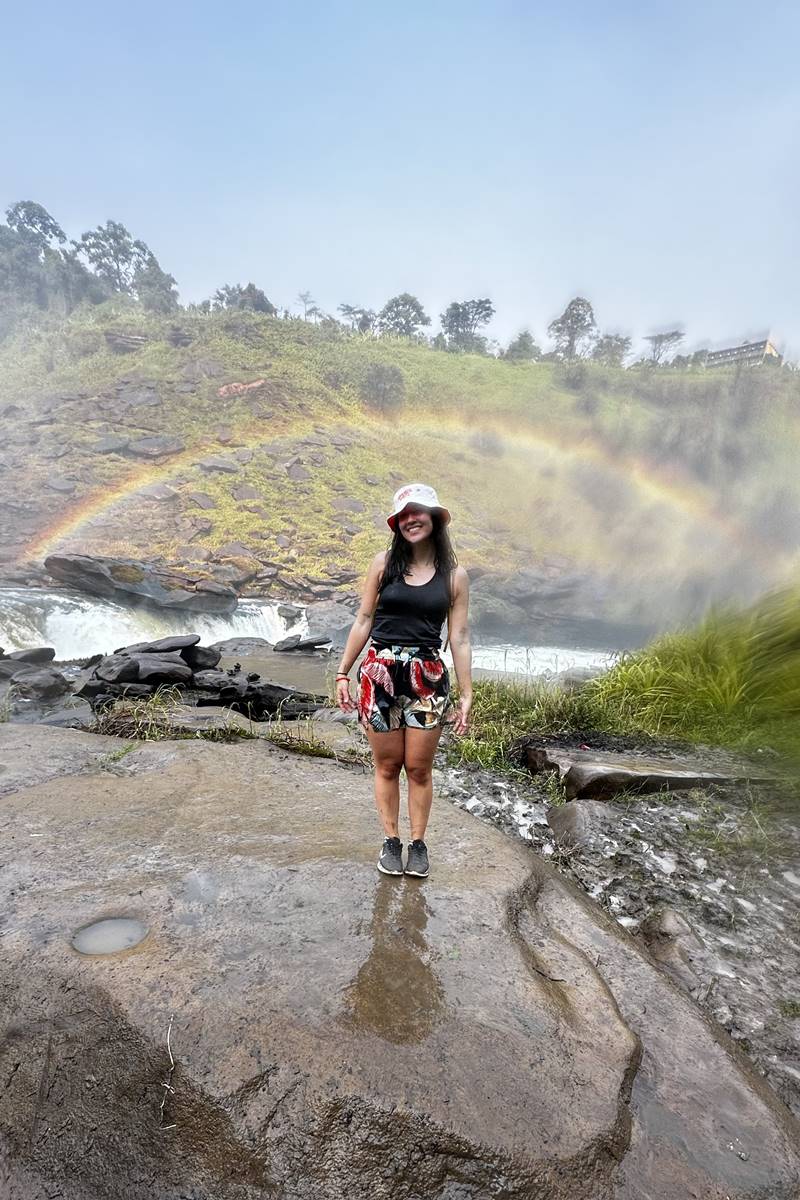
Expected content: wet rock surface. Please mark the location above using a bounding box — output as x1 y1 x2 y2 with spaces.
438 750 800 1120
1 726 798 1199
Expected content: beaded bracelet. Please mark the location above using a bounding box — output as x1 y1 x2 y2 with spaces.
335 673 349 680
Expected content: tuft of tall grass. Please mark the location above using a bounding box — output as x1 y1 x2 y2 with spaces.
587 590 800 755
453 678 594 770
90 687 256 742
453 588 800 769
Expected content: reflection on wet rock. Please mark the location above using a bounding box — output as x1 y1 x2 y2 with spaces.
341 880 445 1044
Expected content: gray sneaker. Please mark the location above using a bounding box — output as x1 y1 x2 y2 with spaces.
405 839 429 878
377 836 404 876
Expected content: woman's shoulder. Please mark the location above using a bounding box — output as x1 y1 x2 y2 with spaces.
450 564 469 587
366 549 389 583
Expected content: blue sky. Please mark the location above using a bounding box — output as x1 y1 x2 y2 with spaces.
3 1 799 355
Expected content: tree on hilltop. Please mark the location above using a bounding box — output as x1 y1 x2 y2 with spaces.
297 290 316 320
75 218 179 312
591 333 631 367
133 253 179 313
212 282 277 315
1 200 102 321
6 201 67 250
547 296 597 360
439 298 495 353
377 293 430 338
338 303 376 333
503 329 541 361
76 220 150 293
645 329 684 365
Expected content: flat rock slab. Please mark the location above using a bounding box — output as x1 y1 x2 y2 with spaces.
0 724 123 797
0 727 797 1199
527 745 773 801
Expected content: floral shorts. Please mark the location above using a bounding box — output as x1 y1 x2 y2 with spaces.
356 644 453 732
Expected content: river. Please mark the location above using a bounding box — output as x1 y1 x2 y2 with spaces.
0 587 617 677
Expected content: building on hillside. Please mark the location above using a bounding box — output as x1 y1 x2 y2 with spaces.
703 338 782 369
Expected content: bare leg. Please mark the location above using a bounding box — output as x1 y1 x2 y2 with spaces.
365 727 405 837
403 726 443 842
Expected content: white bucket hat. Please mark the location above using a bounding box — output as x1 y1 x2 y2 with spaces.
387 483 451 531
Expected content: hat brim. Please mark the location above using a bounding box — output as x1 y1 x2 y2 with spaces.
387 503 451 531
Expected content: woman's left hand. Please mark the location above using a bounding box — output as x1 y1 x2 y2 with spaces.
452 692 472 736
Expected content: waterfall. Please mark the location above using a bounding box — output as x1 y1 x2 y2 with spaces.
0 588 308 660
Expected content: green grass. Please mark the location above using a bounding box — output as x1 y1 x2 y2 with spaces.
451 588 800 769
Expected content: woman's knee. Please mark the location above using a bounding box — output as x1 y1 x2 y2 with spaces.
375 757 403 781
404 761 432 787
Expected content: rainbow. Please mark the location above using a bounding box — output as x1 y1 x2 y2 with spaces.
21 414 782 572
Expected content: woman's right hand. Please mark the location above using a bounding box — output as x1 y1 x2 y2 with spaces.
336 677 356 713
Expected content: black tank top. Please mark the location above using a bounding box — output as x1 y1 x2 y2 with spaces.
371 566 450 650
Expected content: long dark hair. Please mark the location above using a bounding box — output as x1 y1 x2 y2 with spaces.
379 511 458 605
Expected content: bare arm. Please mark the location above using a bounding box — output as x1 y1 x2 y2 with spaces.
337 551 386 677
448 566 472 696
448 567 472 734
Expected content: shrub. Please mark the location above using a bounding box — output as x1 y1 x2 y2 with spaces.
360 362 405 412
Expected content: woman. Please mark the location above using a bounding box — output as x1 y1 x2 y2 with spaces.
336 483 472 878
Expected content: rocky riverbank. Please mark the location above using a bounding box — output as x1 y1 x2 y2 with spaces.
436 736 800 1119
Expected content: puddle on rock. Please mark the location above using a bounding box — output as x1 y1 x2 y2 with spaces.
71 917 149 956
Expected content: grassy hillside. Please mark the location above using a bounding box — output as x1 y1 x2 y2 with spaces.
1 302 798 622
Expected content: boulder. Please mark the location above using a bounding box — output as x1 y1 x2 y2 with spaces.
128 435 185 458
530 745 773 801
547 799 617 849
181 644 222 671
7 647 56 664
11 667 71 700
273 634 332 652
208 557 261 588
191 669 232 692
114 635 201 655
0 660 41 681
198 456 240 474
44 553 238 615
185 492 217 509
181 357 225 380
209 637 272 655
45 475 77 494
94 654 141 684
129 652 193 684
140 482 179 501
1 729 798 1199
92 435 129 454
115 381 160 407
286 462 311 480
212 541 253 559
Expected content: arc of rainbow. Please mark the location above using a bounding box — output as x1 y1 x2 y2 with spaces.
22 413 781 571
